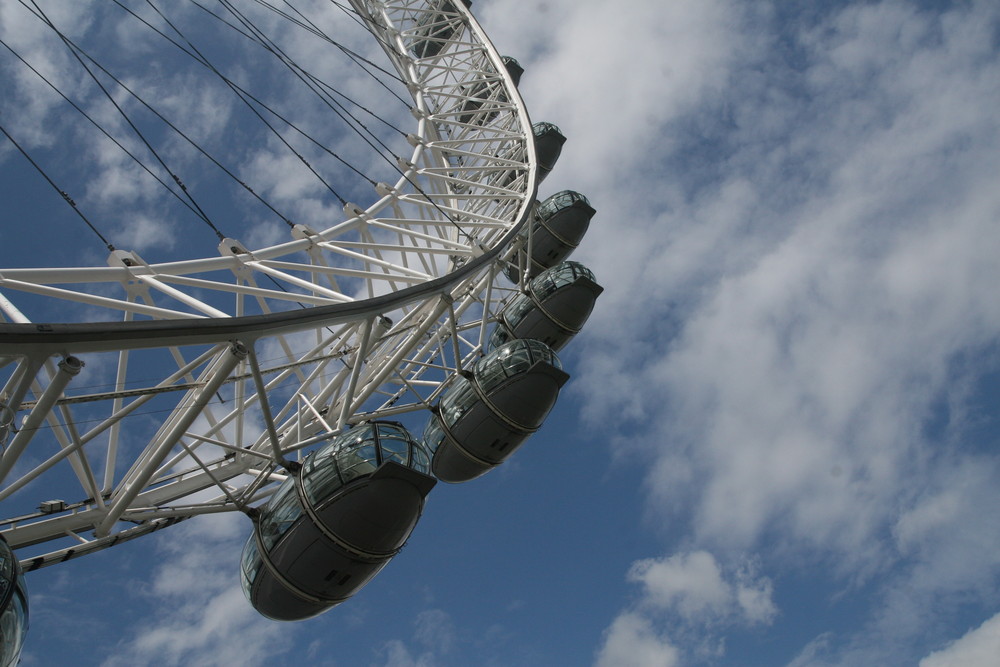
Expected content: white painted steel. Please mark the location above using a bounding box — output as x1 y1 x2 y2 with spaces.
0 0 538 569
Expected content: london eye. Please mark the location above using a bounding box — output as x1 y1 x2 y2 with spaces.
0 1 600 661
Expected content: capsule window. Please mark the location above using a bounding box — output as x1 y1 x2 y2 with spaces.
337 451 377 486
241 538 263 596
440 377 478 427
379 435 410 466
411 446 430 472
0 538 27 667
423 418 448 455
475 339 561 393
303 455 345 508
259 481 304 550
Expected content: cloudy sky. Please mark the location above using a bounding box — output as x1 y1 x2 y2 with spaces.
3 0 1000 665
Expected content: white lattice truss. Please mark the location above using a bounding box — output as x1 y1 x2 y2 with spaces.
0 0 539 569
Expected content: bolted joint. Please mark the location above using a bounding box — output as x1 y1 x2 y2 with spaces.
58 356 84 376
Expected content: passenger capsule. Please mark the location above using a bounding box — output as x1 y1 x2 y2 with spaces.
241 423 435 621
502 56 524 87
0 535 28 667
490 121 565 191
532 122 566 182
459 56 523 125
409 0 472 59
425 339 568 483
491 261 603 352
505 190 596 284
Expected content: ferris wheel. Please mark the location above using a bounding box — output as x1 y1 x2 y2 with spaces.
0 0 600 658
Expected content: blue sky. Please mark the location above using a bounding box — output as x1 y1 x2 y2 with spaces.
3 0 1000 665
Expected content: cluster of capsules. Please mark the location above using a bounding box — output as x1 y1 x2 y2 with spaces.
238 3 603 622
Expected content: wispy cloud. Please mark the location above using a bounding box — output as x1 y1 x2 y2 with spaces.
100 514 292 667
919 611 1000 667
596 550 775 664
477 0 1000 663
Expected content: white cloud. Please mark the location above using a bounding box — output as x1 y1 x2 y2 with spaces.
630 551 731 622
377 608 458 667
100 513 292 667
635 551 776 627
733 561 778 626
413 608 456 656
594 613 681 667
920 612 1000 667
569 0 1000 555
110 213 177 253
596 551 776 664
482 0 743 188
0 2 97 147
555 0 1000 663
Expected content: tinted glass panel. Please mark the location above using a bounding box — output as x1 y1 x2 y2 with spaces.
259 480 303 551
537 190 590 221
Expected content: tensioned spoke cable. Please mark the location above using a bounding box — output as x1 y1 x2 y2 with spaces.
293 52 410 138
215 0 402 172
16 0 478 253
212 0 411 163
117 0 475 244
192 0 406 108
275 0 412 107
0 36 210 228
147 0 354 207
22 0 227 242
325 0 399 57
21 0 300 232
217 0 477 243
0 122 115 252
115 0 399 198
207 0 408 114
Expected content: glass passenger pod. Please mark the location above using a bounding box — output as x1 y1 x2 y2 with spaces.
458 56 523 125
489 119 561 192
241 422 435 621
0 535 27 667
425 339 569 483
503 56 524 87
532 122 566 183
408 0 473 59
491 261 603 352
504 190 596 284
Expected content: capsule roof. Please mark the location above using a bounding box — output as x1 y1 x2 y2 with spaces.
532 121 562 135
529 260 598 299
532 123 566 180
501 56 524 86
306 422 431 479
474 338 563 391
297 422 434 512
537 190 593 220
